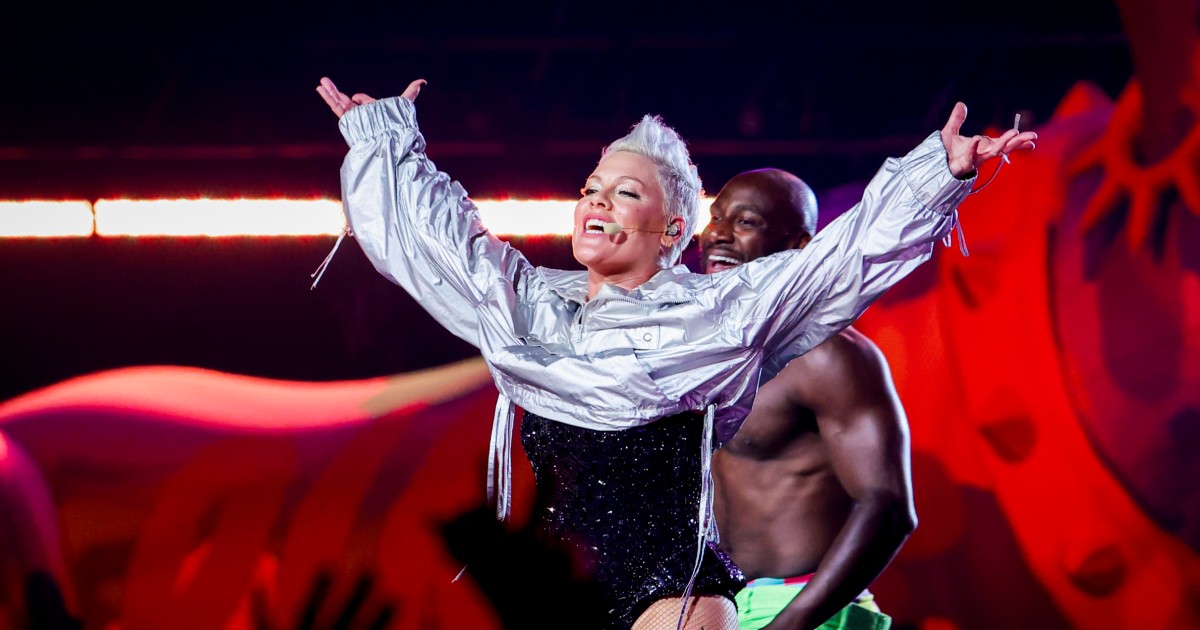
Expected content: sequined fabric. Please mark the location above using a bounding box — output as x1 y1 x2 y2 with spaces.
521 411 745 629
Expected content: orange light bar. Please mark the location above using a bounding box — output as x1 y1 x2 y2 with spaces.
0 201 94 237
94 199 346 237
1 198 715 238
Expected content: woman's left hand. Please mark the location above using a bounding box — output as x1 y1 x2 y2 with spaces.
940 102 1038 178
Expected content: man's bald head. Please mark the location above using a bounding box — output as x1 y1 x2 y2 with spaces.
723 168 818 236
700 168 818 274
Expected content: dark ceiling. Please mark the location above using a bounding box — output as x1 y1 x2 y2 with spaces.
3 0 1129 199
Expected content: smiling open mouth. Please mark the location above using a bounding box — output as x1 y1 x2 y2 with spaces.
705 254 741 268
584 218 608 234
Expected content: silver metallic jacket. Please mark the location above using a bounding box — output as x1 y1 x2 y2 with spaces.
337 97 972 520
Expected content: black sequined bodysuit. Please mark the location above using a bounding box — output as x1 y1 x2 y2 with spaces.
521 411 745 629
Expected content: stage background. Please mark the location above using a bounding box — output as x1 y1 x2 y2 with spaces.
3 1 1198 628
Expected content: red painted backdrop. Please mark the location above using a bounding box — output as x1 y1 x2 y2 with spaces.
851 79 1200 629
0 360 539 629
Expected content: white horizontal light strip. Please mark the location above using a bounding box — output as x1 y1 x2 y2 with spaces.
1 198 715 237
476 198 713 237
475 199 575 235
94 199 347 237
0 201 94 237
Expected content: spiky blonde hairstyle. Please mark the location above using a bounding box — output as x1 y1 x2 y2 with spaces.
603 115 703 266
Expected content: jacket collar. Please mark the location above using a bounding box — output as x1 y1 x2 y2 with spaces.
535 267 589 304
536 264 698 305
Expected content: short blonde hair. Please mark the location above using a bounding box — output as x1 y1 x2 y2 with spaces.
603 115 702 266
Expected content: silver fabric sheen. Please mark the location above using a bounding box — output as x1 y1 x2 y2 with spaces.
336 97 972 520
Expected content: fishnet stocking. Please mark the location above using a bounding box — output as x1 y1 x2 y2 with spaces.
631 595 738 630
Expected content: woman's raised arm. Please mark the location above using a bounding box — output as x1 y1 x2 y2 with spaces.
319 78 532 350
719 102 1036 381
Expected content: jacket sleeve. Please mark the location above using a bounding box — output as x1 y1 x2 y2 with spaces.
337 97 531 348
716 131 972 381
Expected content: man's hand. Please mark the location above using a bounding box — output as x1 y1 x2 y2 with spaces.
940 102 1037 178
315 77 426 119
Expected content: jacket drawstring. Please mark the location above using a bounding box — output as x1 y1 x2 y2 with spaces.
941 215 969 257
310 225 351 290
488 393 515 522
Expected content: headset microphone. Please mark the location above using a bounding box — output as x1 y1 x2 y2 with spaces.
601 222 681 237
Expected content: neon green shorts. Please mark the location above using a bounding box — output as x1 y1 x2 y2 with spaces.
733 578 891 630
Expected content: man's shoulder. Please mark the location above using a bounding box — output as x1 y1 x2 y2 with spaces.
786 327 884 377
771 327 890 409
738 330 878 449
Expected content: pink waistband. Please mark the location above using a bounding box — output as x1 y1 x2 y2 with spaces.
744 573 815 588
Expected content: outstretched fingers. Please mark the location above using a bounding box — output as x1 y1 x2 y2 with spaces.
317 77 423 118
401 79 427 102
973 128 1039 166
942 102 968 138
965 135 985 164
317 77 352 117
940 101 1040 175
317 77 382 118
979 128 1019 162
1002 130 1038 155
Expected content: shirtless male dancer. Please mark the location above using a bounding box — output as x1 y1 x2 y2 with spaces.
704 169 914 630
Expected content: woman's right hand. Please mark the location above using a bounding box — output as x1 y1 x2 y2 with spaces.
315 77 426 119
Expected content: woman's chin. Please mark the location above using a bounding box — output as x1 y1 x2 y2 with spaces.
572 242 659 279
571 242 609 270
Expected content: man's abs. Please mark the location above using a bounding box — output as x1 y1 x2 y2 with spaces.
714 450 854 579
